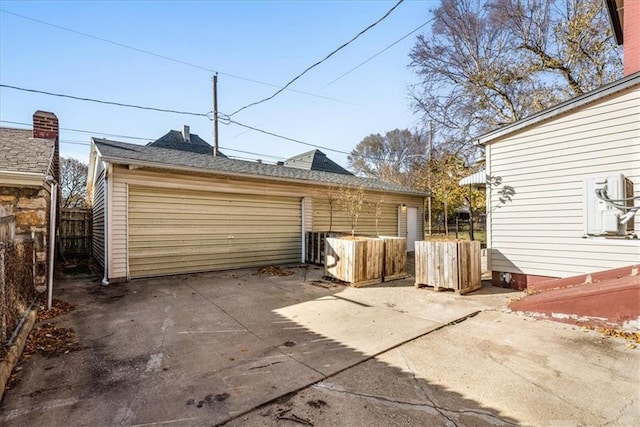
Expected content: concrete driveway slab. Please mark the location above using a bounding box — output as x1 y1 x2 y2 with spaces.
1 266 508 427
270 295 441 375
232 310 640 427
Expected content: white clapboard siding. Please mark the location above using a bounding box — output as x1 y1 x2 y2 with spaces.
487 82 640 278
128 185 301 278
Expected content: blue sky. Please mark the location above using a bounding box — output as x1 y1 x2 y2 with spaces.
0 0 437 167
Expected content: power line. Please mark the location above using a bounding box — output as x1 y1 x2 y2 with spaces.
226 119 351 156
0 120 153 141
1 120 286 160
320 17 434 89
0 9 372 110
1 84 211 117
1 86 359 161
228 0 405 117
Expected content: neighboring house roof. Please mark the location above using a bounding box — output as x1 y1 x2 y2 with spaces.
92 138 425 196
284 149 353 175
475 72 640 146
458 169 486 188
0 127 54 186
147 129 227 157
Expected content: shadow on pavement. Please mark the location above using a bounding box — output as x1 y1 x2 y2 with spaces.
0 264 519 426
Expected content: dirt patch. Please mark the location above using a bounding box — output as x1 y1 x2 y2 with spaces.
36 299 76 322
307 399 327 408
23 323 83 358
256 266 295 276
6 321 83 392
584 326 640 345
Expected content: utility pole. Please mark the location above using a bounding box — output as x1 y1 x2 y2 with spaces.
212 73 219 157
427 121 433 236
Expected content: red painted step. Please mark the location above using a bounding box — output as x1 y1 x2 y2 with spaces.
509 266 640 331
527 265 639 293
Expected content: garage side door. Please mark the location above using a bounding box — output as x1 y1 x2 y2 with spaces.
128 186 301 278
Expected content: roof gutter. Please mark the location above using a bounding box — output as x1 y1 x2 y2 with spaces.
97 155 427 197
0 170 46 187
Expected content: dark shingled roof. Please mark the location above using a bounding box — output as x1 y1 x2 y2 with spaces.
284 149 353 175
147 129 227 157
93 138 424 196
0 127 54 175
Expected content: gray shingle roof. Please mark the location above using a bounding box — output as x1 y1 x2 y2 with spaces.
147 130 227 157
284 149 353 175
0 127 54 175
94 138 425 196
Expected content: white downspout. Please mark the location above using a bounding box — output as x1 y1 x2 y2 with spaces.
102 162 110 286
46 178 57 310
301 197 306 263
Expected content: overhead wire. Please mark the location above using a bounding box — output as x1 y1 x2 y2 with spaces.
225 119 351 156
0 9 372 109
0 84 211 117
228 0 405 116
1 86 412 163
0 120 152 140
320 17 434 89
0 120 286 160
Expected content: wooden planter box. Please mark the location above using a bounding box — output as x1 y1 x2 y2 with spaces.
415 240 481 294
325 237 384 287
379 236 408 281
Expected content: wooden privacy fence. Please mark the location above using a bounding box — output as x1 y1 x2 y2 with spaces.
60 208 92 259
0 215 16 243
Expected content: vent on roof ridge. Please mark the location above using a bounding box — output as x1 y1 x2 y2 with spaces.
182 125 190 143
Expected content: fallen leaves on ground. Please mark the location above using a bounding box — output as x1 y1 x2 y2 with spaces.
23 322 83 358
584 326 640 344
257 266 295 276
36 299 76 322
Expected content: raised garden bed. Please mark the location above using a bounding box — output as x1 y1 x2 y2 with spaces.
379 236 408 281
415 240 481 294
325 236 384 287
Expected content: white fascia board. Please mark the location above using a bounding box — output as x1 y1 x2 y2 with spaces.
0 170 45 187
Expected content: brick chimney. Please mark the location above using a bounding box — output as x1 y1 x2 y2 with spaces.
624 0 640 75
33 110 60 184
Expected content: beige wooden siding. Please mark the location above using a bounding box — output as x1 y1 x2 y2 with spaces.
312 196 394 235
312 193 423 238
91 168 105 267
106 165 424 280
487 85 640 278
128 186 301 278
111 181 127 279
303 197 313 232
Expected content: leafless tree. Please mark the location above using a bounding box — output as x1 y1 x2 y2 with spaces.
347 129 427 184
409 0 622 158
61 157 89 208
338 186 366 236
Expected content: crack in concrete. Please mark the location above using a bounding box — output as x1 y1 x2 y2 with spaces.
483 350 599 422
317 380 518 426
594 398 637 427
183 279 327 378
400 352 460 427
